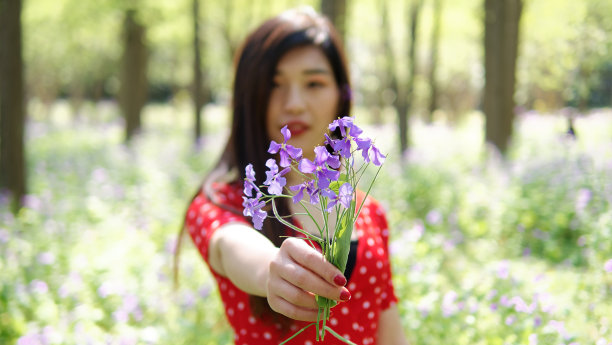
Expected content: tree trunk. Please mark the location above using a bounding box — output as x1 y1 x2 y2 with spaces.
427 0 442 123
222 0 237 61
381 0 422 156
403 0 422 145
69 81 85 122
119 9 148 142
483 0 522 154
320 0 347 39
381 0 404 155
0 0 27 211
193 0 204 144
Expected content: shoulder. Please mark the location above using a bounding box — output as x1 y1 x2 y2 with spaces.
355 191 390 242
356 191 388 222
185 182 246 234
186 182 251 264
188 182 243 210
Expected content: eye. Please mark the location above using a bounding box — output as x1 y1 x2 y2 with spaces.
271 75 285 89
307 80 325 88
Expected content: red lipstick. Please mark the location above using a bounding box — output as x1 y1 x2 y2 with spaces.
285 121 308 137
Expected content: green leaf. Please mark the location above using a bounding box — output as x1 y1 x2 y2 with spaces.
332 210 354 273
328 173 350 194
316 295 337 309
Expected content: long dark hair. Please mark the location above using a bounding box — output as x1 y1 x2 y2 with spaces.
174 6 351 326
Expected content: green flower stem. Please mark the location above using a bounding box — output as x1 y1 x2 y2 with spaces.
295 201 323 234
278 322 317 345
355 163 383 219
271 199 322 243
324 326 358 345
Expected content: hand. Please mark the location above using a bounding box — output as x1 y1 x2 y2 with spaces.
266 238 351 321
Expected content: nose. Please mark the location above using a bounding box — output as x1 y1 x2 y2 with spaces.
284 85 305 115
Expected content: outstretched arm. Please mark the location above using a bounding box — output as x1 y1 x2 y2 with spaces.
208 225 350 321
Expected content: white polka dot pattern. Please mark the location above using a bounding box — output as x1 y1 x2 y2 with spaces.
185 182 399 344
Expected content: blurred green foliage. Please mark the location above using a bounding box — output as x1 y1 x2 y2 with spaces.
21 0 612 117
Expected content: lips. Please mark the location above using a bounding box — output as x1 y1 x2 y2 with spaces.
285 121 309 137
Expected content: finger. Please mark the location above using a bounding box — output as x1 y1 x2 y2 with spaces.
271 254 337 299
280 262 350 302
270 275 319 309
268 293 319 322
276 243 350 302
283 239 347 287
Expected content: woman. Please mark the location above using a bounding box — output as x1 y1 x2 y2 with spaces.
176 7 408 345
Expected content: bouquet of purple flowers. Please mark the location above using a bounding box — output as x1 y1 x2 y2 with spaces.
242 116 385 344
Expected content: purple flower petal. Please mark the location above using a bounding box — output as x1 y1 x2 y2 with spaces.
277 151 288 167
267 178 286 195
252 208 267 230
326 153 341 169
320 183 352 211
290 180 320 205
290 184 305 204
30 279 48 294
321 189 338 211
313 146 331 165
306 181 320 204
338 183 353 209
242 193 267 230
370 145 386 166
268 141 282 154
298 158 317 174
329 117 354 137
281 125 292 141
246 164 256 180
244 164 257 197
264 160 278 186
285 145 303 160
333 138 352 158
244 180 256 197
319 168 340 188
347 123 363 138
355 137 372 161
312 146 341 169
37 252 55 265
264 159 287 195
265 159 279 175
269 127 302 167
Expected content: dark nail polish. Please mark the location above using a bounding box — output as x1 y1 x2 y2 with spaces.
334 274 347 286
340 289 351 301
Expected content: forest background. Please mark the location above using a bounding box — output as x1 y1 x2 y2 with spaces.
0 0 611 344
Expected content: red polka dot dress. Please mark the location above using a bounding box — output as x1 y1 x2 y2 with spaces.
185 183 398 345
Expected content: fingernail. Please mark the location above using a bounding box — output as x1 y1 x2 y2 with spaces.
334 274 347 286
340 289 351 301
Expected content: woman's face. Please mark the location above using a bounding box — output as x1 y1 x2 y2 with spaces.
266 45 340 161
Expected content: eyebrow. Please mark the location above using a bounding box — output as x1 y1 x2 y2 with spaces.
274 68 332 76
303 68 331 75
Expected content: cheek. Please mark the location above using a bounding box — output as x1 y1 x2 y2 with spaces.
322 91 341 121
266 124 283 145
265 98 280 140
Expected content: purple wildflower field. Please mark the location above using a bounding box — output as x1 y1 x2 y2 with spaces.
1 102 611 344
